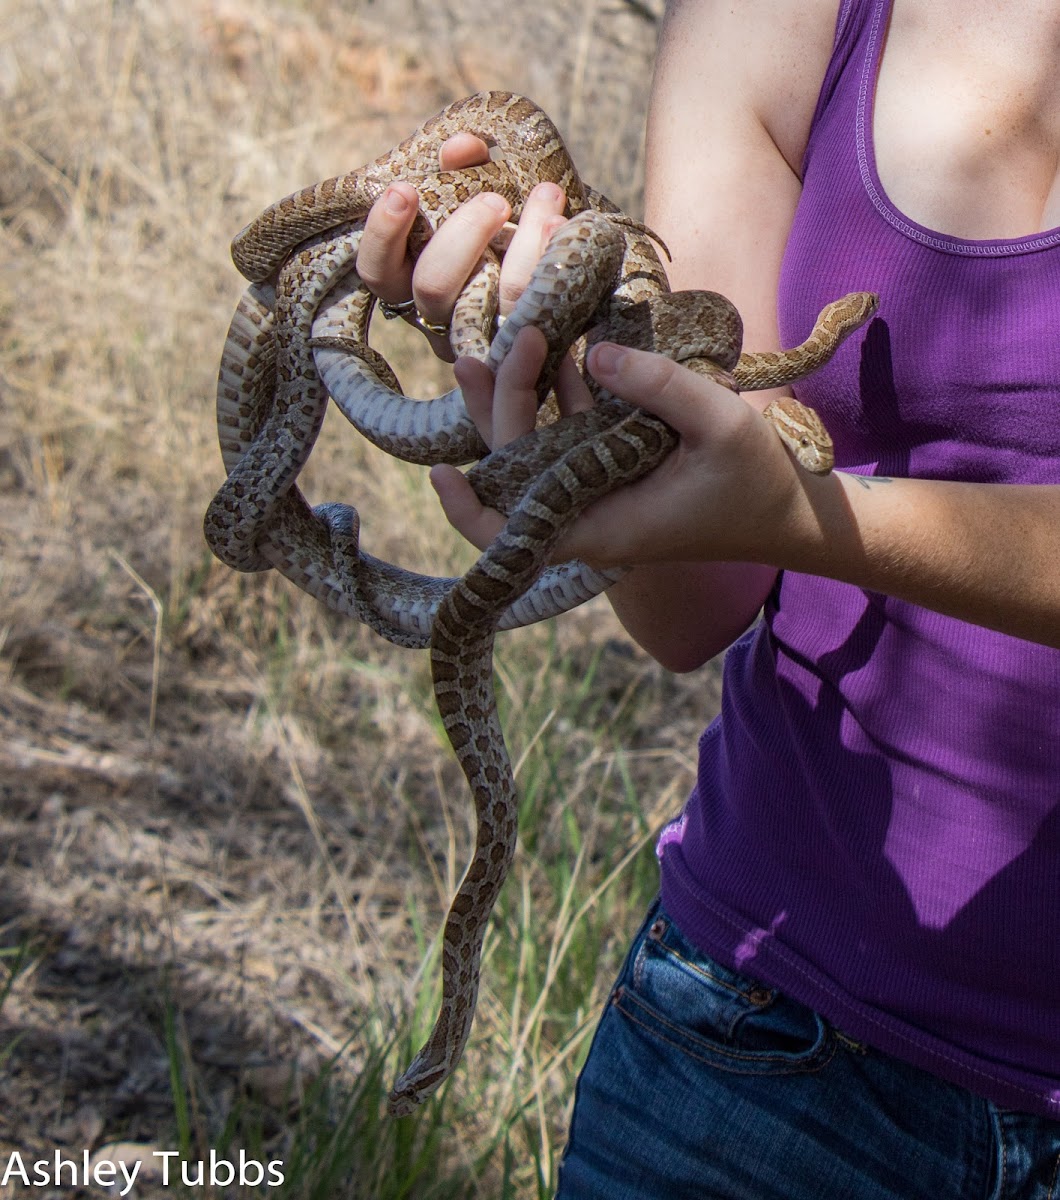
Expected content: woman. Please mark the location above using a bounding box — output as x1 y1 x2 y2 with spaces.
356 0 1060 1194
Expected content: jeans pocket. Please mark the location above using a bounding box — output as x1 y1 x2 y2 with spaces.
613 908 834 1075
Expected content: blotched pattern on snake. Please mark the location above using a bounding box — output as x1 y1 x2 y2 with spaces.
203 91 879 1116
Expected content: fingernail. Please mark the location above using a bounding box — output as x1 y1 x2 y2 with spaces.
480 192 510 214
384 186 410 215
532 182 564 204
590 342 626 377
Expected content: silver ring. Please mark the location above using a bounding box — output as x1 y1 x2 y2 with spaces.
378 297 450 340
378 297 419 320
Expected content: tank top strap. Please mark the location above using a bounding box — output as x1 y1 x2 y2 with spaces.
803 0 891 177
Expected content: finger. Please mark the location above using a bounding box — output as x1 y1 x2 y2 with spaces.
453 325 547 450
438 132 490 171
412 191 511 326
356 182 419 303
586 342 745 442
430 464 506 551
553 351 594 419
437 135 517 252
453 355 499 448
490 325 548 447
499 183 567 312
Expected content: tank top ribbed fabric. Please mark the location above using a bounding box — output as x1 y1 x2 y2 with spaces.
658 0 1060 1118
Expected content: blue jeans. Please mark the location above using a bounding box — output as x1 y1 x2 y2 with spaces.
556 900 1060 1200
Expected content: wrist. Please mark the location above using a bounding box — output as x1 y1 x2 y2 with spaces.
771 467 934 597
756 460 865 577
718 409 840 570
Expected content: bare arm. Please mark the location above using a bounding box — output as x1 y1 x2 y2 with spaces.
442 319 1060 654
553 344 1060 649
603 0 840 670
592 0 1060 654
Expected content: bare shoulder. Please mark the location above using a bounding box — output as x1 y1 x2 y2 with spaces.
645 0 844 383
654 0 842 174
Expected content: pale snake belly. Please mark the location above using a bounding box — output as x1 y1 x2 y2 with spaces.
202 91 879 1115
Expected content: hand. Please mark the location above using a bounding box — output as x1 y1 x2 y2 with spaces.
432 336 820 572
355 136 570 363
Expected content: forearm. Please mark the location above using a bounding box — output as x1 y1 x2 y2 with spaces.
605 561 778 673
783 471 1060 648
558 346 1060 654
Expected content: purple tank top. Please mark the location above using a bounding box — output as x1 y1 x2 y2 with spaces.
658 0 1060 1118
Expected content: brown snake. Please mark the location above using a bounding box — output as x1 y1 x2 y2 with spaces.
202 92 879 1116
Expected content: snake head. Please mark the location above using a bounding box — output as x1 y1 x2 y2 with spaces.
762 398 836 475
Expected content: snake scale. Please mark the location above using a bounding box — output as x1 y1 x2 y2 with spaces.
203 91 879 1116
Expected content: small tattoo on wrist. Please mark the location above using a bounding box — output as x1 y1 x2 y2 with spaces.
850 474 894 489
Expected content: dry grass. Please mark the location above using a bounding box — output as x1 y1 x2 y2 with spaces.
0 0 723 1195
